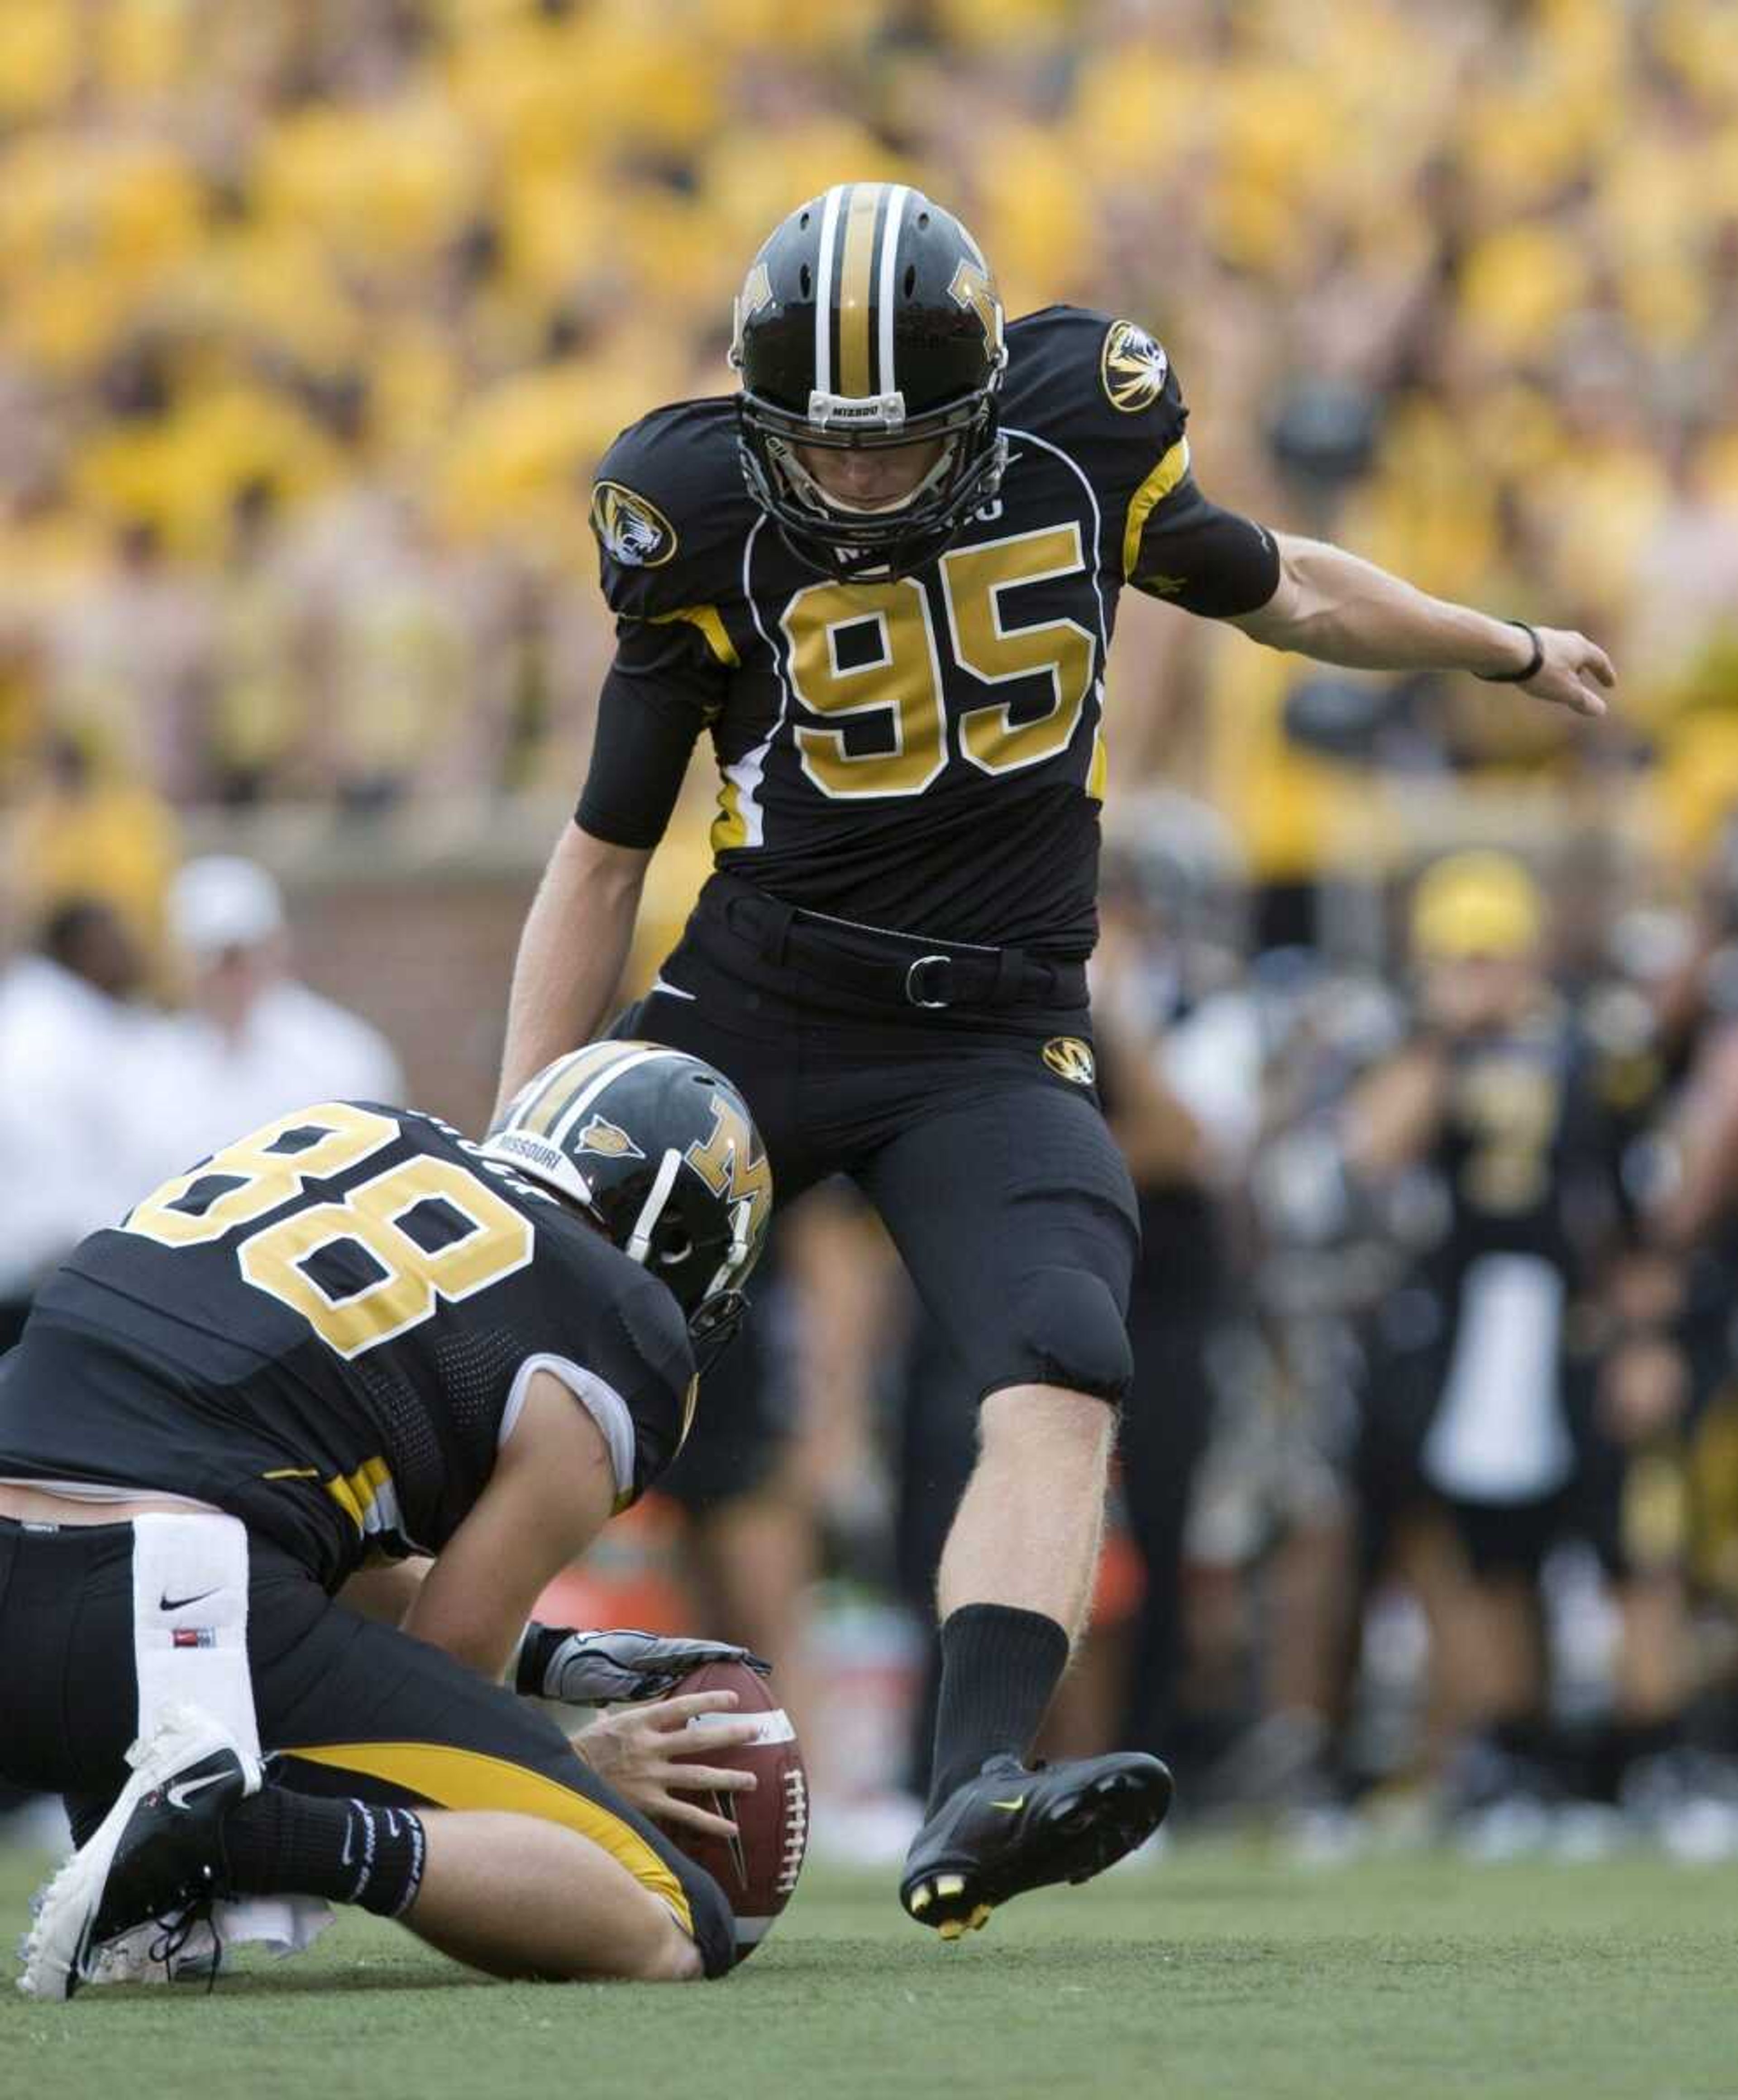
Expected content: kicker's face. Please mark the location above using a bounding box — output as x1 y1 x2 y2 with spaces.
793 436 946 512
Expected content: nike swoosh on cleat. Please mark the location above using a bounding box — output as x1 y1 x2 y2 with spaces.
990 1797 1027 1813
159 1589 219 1613
164 1771 233 1811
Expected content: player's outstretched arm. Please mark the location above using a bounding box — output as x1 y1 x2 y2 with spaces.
494 821 651 1119
1227 533 1614 719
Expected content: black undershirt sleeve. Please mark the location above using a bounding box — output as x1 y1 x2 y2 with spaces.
1129 472 1282 620
575 617 725 850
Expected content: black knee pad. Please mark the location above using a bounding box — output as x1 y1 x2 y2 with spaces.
982 1264 1132 1406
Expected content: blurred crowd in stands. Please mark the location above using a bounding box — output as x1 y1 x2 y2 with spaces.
5 0 1738 1861
1 0 1737 851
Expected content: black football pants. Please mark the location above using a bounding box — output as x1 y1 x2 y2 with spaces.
621 876 1141 1409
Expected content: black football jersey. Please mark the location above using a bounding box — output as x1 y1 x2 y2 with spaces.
578 306 1279 959
0 1102 695 1588
1431 1005 1615 1293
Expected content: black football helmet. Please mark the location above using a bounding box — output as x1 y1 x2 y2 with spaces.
480 1042 772 1364
731 183 1008 581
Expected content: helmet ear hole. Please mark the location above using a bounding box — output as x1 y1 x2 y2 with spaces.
903 263 917 297
799 263 812 297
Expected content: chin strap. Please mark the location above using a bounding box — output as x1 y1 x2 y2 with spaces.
623 1147 683 1266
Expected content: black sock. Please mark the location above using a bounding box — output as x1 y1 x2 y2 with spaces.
1609 1715 1684 1782
927 1604 1070 1811
223 1787 427 1919
1490 1716 1555 1767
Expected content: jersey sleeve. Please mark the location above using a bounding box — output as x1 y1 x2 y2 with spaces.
578 400 750 850
1127 472 1281 619
576 617 720 849
1010 306 1280 620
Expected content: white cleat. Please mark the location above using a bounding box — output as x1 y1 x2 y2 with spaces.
19 1703 260 2001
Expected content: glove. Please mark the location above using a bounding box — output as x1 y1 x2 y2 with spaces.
514 1623 771 1705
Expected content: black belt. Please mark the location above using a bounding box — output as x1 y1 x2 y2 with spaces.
710 878 1087 1012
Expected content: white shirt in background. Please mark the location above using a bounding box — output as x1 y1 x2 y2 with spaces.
134 979 406 1185
0 956 165 1295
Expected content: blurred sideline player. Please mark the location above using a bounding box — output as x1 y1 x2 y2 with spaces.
1 1044 773 1995
0 898 160 1350
1344 853 1706 1840
496 183 1614 1935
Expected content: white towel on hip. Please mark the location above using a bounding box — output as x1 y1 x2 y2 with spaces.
129 1512 332 1959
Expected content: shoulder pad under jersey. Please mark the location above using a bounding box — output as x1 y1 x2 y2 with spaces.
1000 305 1189 510
589 397 756 620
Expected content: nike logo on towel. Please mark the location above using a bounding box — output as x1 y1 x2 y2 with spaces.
159 1588 220 1612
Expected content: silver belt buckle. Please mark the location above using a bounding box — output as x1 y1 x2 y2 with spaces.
905 954 953 1008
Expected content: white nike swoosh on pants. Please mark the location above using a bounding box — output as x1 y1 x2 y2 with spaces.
650 978 697 1002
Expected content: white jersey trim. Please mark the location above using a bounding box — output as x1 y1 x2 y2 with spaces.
719 515 792 851
999 424 1111 658
1000 423 1112 779
500 1353 635 1501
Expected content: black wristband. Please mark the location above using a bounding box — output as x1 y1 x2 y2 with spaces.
514 1620 563 1697
1475 618 1544 684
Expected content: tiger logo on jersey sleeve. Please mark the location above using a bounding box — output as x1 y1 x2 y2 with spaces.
590 481 678 568
1100 320 1170 414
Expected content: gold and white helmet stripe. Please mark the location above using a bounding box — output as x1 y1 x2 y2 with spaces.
506 1041 647 1141
485 1042 697 1214
812 184 844 396
810 181 912 407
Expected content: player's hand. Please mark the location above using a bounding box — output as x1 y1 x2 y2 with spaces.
516 1623 770 1705
572 1689 760 1840
1518 626 1615 719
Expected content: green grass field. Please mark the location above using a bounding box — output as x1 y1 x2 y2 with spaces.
2 1842 1735 2100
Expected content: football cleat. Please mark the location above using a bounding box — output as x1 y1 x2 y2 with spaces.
83 1913 225 1988
899 1751 1173 1937
18 1703 260 2000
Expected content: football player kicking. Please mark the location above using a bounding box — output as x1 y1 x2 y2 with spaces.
0 1044 774 1996
496 184 1615 1938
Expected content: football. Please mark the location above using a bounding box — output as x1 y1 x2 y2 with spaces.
656 1659 808 1961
